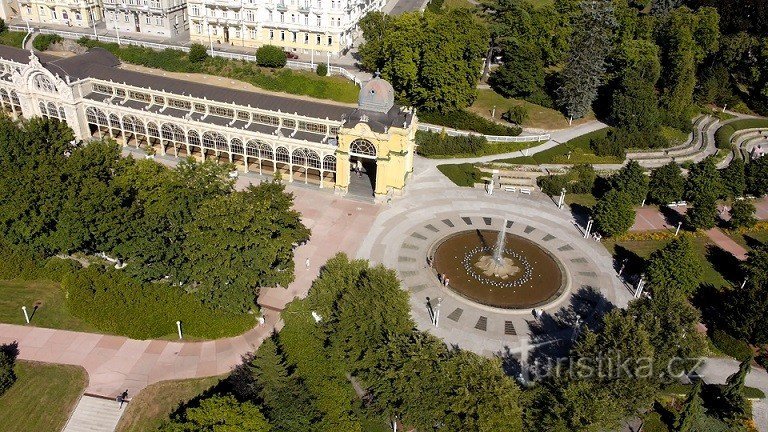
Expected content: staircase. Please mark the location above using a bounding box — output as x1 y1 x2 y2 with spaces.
62 395 126 432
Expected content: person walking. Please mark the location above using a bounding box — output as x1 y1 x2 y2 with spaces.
305 257 310 270
117 389 128 408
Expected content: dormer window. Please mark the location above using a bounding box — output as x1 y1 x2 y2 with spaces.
32 75 56 93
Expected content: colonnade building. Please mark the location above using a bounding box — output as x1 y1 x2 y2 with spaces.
0 45 417 200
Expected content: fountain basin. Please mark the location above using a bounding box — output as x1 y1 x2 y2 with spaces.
431 230 565 309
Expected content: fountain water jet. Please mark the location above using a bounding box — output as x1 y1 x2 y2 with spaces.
476 219 519 279
492 219 508 265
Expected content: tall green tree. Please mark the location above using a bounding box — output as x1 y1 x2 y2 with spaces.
183 182 309 312
161 394 272 432
685 156 721 229
674 380 705 432
557 0 616 119
645 235 703 296
720 158 746 198
593 189 636 236
612 160 649 204
648 162 685 204
722 278 768 345
720 357 751 420
729 199 756 229
746 156 768 196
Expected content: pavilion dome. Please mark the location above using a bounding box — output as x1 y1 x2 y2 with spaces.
358 74 395 114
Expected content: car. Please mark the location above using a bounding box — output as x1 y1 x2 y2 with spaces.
283 51 299 59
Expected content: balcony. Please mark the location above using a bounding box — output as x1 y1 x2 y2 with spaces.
276 2 288 11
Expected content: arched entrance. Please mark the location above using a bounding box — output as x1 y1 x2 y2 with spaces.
348 139 377 198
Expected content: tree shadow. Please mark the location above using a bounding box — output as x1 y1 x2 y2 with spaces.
569 203 591 228
706 244 745 286
743 235 765 250
592 176 613 200
659 205 684 228
691 283 728 330
612 245 646 276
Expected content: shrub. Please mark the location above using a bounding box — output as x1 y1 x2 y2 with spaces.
63 266 254 340
0 18 6 34
537 164 595 195
501 106 528 125
590 134 625 157
416 130 487 157
256 45 287 68
711 330 753 361
32 34 62 52
418 110 522 136
437 163 484 187
729 199 756 229
0 344 17 397
316 63 328 76
188 43 208 63
426 0 445 12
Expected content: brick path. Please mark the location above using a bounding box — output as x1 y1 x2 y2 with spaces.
0 176 379 399
705 228 749 261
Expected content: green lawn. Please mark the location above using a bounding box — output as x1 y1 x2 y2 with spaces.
725 230 768 250
442 0 476 9
468 88 594 130
524 0 554 7
658 126 689 148
116 376 224 432
422 140 538 159
0 31 27 49
565 193 598 209
0 361 87 432
437 163 487 186
496 128 622 165
0 279 97 332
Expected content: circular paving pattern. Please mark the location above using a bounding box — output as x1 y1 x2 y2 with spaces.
358 183 631 357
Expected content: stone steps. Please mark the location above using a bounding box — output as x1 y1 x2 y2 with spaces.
62 395 126 432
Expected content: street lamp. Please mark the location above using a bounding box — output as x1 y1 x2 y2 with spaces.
433 297 442 327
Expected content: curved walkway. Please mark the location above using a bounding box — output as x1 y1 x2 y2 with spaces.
0 180 380 399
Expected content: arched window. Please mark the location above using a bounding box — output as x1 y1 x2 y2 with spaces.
58 106 66 120
202 131 227 150
292 148 306 166
323 155 336 172
188 130 201 147
96 109 108 126
134 118 146 135
258 142 273 160
9 91 20 106
32 74 56 93
246 140 259 157
47 102 58 119
122 115 136 133
39 101 47 117
147 122 160 138
161 124 174 141
350 139 376 157
109 114 121 129
305 150 321 169
0 89 9 104
86 107 98 124
231 138 244 155
275 146 290 163
172 125 185 143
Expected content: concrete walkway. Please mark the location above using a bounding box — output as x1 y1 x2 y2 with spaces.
62 395 126 432
698 357 768 432
705 228 750 260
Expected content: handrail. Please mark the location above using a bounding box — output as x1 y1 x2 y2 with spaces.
417 123 550 143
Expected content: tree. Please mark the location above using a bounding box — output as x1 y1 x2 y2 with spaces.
746 156 768 196
489 41 545 99
651 0 682 15
720 158 746 198
161 394 272 432
357 12 389 72
648 162 684 204
720 357 751 420
722 278 768 345
183 182 309 312
188 44 208 63
610 75 660 133
256 45 287 68
612 160 649 204
593 189 635 236
674 380 705 432
645 235 703 296
0 343 18 397
316 63 328 76
557 0 616 119
685 157 721 229
729 199 756 228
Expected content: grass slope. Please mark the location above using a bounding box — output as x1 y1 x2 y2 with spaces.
469 89 593 130
497 128 622 165
0 361 87 432
0 279 97 332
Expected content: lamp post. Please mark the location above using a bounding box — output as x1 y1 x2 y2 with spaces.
557 187 566 209
675 221 682 236
21 306 30 324
176 320 183 339
433 297 442 327
634 276 645 298
112 4 122 45
584 218 593 239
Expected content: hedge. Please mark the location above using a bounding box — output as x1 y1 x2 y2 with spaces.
32 34 62 52
77 38 358 103
711 329 753 361
416 131 487 157
63 266 254 340
437 163 485 187
419 110 522 136
715 118 768 149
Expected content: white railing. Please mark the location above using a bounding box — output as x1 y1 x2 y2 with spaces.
20 26 362 86
418 123 550 143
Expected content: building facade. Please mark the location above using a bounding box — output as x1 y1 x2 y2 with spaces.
187 0 384 56
0 45 417 200
103 0 189 38
1 0 20 21
18 0 102 28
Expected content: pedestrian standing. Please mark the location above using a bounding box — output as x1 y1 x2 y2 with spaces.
444 277 450 287
118 389 128 408
305 257 310 270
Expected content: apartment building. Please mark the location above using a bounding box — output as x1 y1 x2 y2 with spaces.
187 0 385 56
103 0 189 37
1 1 20 21
18 0 102 28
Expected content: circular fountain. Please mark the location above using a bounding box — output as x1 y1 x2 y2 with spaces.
431 220 565 309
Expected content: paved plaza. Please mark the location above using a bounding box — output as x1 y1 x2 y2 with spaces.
358 159 633 359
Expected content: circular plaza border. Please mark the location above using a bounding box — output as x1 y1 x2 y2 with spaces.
357 182 631 356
